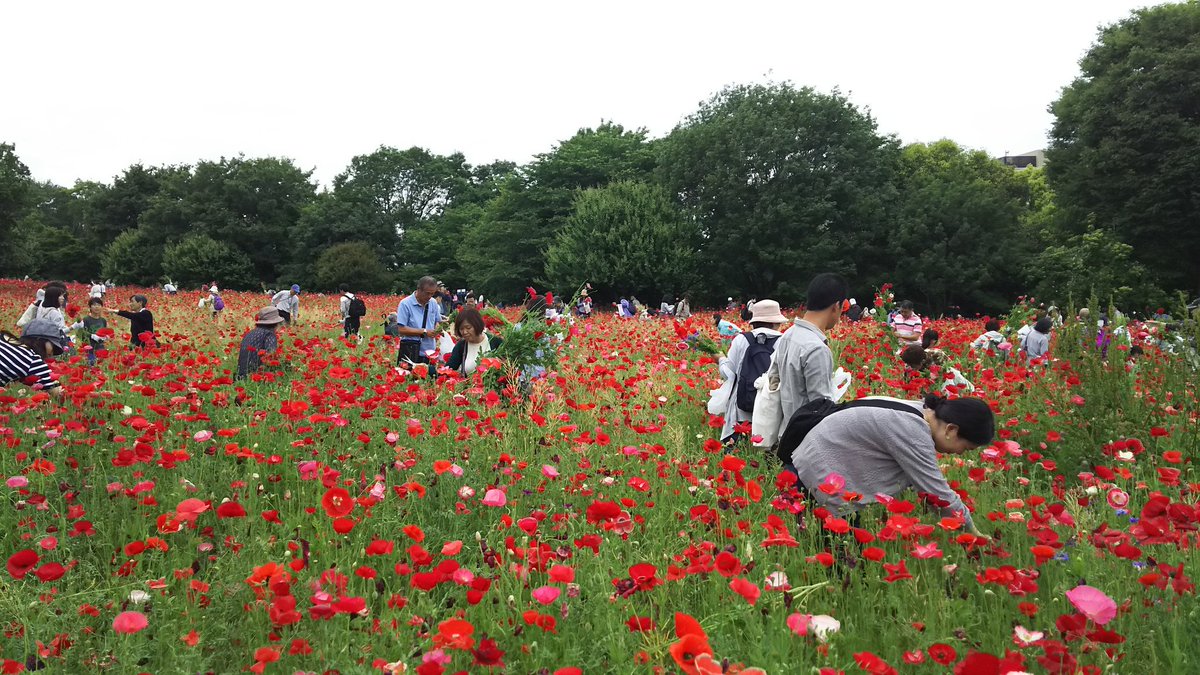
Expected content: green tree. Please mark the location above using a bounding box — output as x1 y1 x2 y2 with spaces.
84 164 175 251
101 229 161 285
459 123 656 300
314 241 394 294
1046 2 1200 294
0 143 32 274
1029 223 1159 309
890 141 1036 314
545 181 699 301
657 82 900 303
162 235 257 289
138 157 316 284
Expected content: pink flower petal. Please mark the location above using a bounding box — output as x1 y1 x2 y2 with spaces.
1065 585 1117 625
481 489 506 507
531 585 560 605
786 613 811 636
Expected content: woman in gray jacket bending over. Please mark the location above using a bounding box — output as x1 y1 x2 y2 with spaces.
791 394 995 536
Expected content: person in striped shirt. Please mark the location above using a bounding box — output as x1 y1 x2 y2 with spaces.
0 319 67 399
889 300 923 345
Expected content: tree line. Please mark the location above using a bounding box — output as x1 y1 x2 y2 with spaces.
1 2 1196 315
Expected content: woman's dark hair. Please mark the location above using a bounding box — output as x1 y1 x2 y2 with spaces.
749 321 776 330
921 329 939 349
924 394 995 446
131 295 148 308
984 318 1001 332
1034 317 1053 334
712 313 722 324
901 345 926 369
43 288 66 309
805 273 850 311
1 330 52 356
454 307 486 339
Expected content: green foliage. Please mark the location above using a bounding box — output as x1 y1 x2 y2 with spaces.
545 181 698 300
101 229 162 285
459 123 657 301
1029 223 1161 309
658 82 900 303
162 235 257 289
891 140 1036 314
1047 1 1200 295
0 143 32 274
314 241 394 293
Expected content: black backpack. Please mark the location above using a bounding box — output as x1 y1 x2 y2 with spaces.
348 296 367 317
776 398 923 464
735 332 779 412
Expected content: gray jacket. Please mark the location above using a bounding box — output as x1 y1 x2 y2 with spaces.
770 318 834 421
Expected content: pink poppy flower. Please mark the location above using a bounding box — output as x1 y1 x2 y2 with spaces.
481 489 506 507
1065 585 1117 625
113 611 149 634
531 586 560 604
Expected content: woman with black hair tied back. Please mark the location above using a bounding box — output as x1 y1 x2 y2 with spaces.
790 393 995 535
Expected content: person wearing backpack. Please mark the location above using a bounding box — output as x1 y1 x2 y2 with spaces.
717 299 787 444
340 289 366 339
785 394 994 536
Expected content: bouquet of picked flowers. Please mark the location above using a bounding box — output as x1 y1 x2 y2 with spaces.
672 318 723 355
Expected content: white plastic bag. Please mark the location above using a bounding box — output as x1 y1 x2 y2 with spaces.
706 377 734 416
751 356 783 448
832 368 852 403
438 331 455 355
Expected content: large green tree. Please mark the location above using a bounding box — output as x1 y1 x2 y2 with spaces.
162 235 257 289
0 143 32 274
314 241 394 294
657 83 900 303
459 123 657 300
1046 2 1200 294
545 181 699 301
890 141 1036 314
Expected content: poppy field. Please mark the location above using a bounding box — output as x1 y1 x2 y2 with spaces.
1 280 1198 675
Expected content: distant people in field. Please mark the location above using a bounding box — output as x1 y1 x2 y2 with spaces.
675 293 692 319
395 276 443 366
1024 316 1053 361
713 312 742 338
845 298 864 322
340 289 366 339
271 286 301 325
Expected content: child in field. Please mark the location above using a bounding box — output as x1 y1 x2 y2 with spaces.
79 298 109 365
713 313 742 338
208 286 225 321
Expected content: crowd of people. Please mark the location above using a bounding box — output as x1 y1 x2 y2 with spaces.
1 273 1170 540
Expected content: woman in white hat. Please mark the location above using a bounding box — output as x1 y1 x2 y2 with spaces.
717 299 788 444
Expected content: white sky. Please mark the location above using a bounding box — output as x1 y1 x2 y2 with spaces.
2 0 1151 188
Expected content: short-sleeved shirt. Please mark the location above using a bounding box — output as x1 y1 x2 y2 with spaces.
890 312 923 340
395 294 442 353
0 340 60 391
236 327 279 379
717 320 742 337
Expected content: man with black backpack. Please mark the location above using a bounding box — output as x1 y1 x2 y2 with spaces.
716 299 787 445
340 289 367 340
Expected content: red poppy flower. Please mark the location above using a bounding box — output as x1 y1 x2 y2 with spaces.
321 487 354 518
7 549 39 579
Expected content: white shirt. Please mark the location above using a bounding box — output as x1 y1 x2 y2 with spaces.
90 284 105 298
463 337 492 375
718 327 783 440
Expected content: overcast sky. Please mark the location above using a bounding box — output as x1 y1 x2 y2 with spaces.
2 0 1152 188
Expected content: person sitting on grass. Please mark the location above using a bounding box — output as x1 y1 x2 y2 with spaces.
236 306 285 380
106 295 154 348
970 318 1006 353
0 319 68 399
790 394 994 536
446 307 503 376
